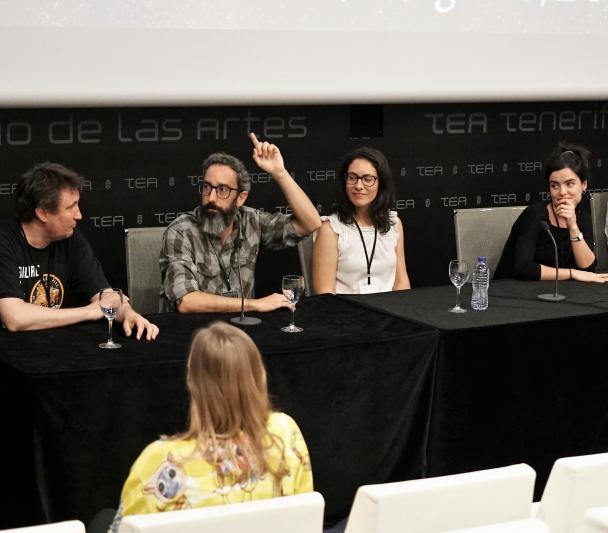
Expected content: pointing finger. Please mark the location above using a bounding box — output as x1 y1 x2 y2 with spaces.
249 132 261 148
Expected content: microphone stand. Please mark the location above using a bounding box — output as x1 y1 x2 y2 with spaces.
230 231 261 326
537 220 566 302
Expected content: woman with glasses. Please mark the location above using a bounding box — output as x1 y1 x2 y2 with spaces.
312 147 410 294
496 142 608 283
109 321 312 532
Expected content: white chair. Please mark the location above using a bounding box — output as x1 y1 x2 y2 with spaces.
578 507 608 533
344 464 536 533
454 206 526 280
118 491 325 533
441 518 550 532
536 452 608 533
124 227 166 314
590 191 608 272
298 234 314 296
0 521 85 533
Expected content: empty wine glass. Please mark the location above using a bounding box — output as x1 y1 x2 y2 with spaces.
281 275 305 333
99 288 123 349
448 260 469 313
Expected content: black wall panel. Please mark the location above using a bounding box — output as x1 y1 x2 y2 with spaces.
1 102 606 298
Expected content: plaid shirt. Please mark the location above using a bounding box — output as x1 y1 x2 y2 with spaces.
160 205 302 311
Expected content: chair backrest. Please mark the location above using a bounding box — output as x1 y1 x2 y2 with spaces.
344 463 536 533
0 520 85 533
124 227 166 314
590 192 608 272
298 234 314 296
118 491 324 533
578 507 608 533
537 452 608 533
440 518 550 533
454 206 526 280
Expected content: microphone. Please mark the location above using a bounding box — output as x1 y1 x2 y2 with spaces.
230 217 261 326
537 220 566 302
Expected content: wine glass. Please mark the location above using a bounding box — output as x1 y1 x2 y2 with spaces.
281 275 305 333
448 260 469 313
99 288 123 349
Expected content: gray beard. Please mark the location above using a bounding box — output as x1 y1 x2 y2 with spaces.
199 202 237 236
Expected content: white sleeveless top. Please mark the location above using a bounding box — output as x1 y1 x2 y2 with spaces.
322 212 399 294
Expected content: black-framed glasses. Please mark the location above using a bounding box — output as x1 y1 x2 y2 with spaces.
198 181 239 199
345 173 378 187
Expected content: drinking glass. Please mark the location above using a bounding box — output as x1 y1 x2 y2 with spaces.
448 260 469 313
99 288 123 349
281 275 305 333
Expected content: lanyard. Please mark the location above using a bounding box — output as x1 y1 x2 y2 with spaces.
353 218 377 285
207 235 239 292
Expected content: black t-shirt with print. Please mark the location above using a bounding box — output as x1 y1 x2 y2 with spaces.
0 218 109 308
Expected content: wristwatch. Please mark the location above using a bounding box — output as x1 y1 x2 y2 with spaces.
570 232 584 242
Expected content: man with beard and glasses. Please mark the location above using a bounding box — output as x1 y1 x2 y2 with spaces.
159 133 321 313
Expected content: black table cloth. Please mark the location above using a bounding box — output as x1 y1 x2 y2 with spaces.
343 279 608 499
5 280 608 529
0 294 438 529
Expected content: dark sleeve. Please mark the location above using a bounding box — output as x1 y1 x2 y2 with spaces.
495 204 543 281
577 209 597 272
511 206 545 280
67 230 110 303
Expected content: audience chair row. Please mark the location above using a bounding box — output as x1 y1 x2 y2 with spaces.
4 451 608 533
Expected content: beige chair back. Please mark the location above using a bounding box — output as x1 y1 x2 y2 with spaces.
537 452 608 533
298 234 314 296
124 227 166 314
578 507 608 533
344 463 536 533
454 206 526 280
590 192 608 272
441 518 550 532
118 492 325 533
0 520 85 533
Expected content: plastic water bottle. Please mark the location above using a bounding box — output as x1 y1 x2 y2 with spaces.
471 256 489 311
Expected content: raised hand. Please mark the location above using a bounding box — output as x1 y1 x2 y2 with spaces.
249 132 286 176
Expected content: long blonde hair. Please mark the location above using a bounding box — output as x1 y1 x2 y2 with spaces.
178 321 287 485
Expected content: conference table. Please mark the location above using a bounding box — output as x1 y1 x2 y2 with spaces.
2 280 608 529
344 279 608 500
0 294 437 529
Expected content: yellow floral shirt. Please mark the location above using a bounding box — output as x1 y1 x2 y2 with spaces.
111 412 312 530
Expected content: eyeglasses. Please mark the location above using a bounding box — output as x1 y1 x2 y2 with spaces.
345 173 378 187
198 181 239 199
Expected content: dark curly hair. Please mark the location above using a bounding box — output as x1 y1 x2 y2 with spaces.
335 147 395 234
544 142 591 183
16 162 83 222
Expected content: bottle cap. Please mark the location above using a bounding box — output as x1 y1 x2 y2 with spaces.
477 256 487 262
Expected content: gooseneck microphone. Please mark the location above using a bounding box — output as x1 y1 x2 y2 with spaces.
537 220 566 302
230 219 261 326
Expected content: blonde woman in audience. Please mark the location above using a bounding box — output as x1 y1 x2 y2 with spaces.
313 147 410 294
110 321 312 531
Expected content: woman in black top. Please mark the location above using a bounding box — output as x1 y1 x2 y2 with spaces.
496 143 608 283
